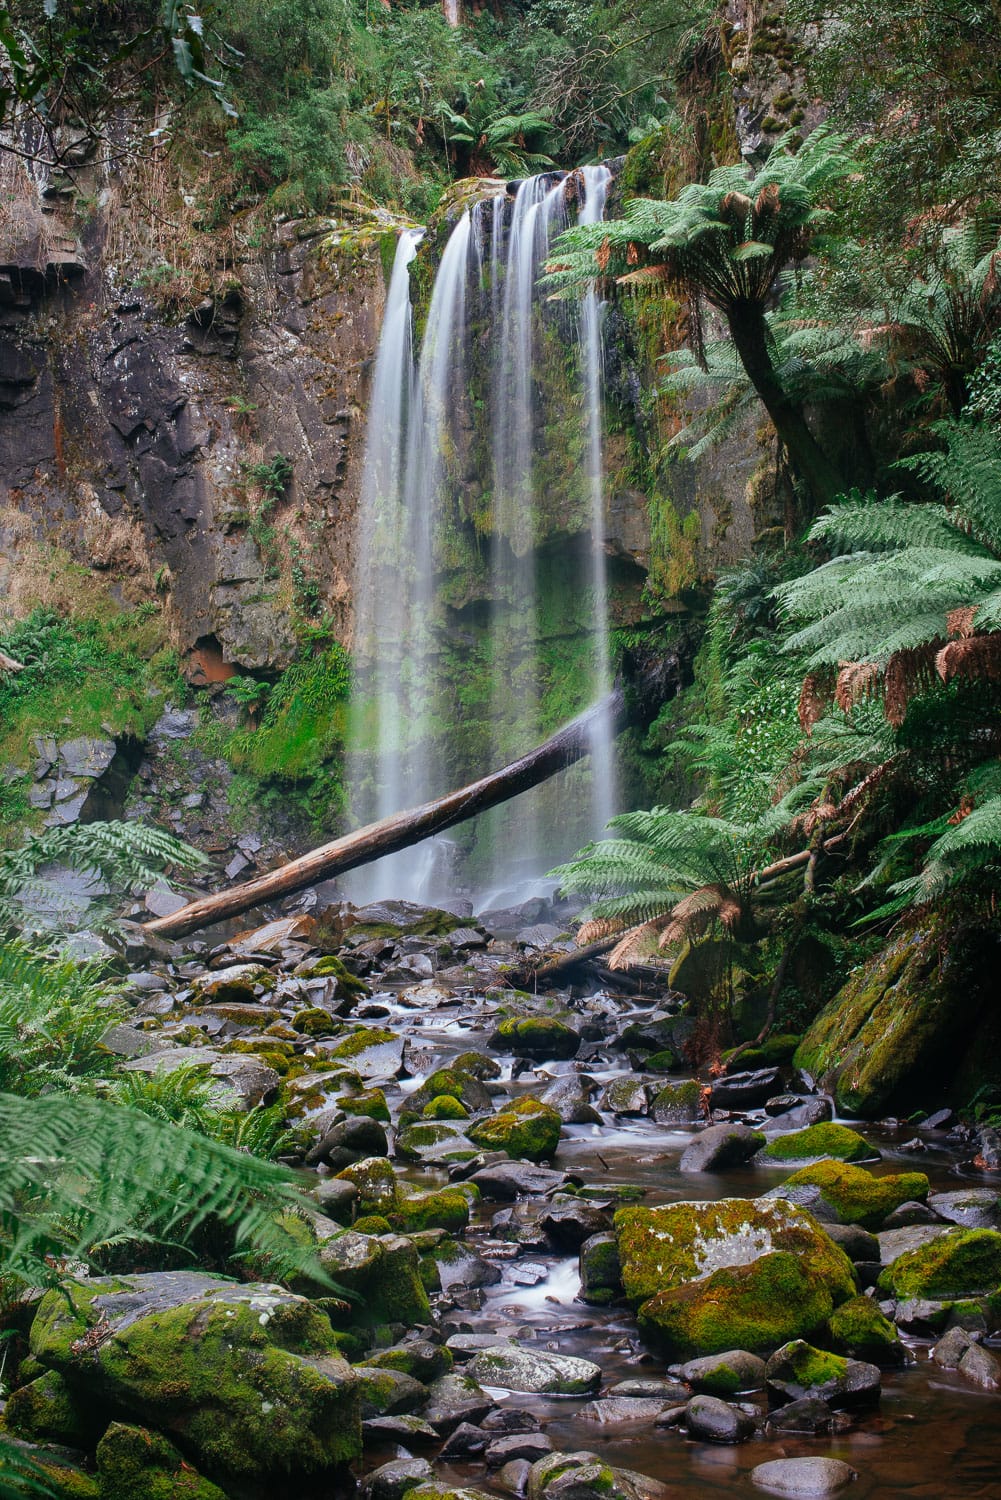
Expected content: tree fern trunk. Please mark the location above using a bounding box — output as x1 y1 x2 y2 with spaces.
727 298 847 515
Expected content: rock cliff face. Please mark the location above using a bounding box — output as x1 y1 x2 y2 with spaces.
0 165 388 671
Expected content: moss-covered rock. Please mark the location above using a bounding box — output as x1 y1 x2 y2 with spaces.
794 925 996 1117
405 1068 493 1116
28 1271 360 1495
422 1094 469 1121
488 1017 580 1060
291 1006 339 1037
391 1190 471 1235
353 1215 394 1235
450 1051 502 1080
338 1086 391 1122
638 1251 838 1357
335 1156 400 1216
615 1197 855 1307
4 1370 99 1448
779 1160 929 1230
826 1296 903 1364
361 1341 453 1383
721 1034 802 1069
295 954 371 996
579 1233 622 1306
394 1121 478 1164
760 1124 879 1165
328 1027 402 1071
467 1097 562 1162
96 1422 227 1500
877 1228 1001 1299
352 1365 429 1417
650 1079 703 1123
19 1446 100 1499
318 1233 431 1328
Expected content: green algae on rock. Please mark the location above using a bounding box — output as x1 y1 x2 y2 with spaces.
760 1123 880 1165
877 1228 1001 1299
467 1097 562 1162
778 1159 929 1229
28 1271 361 1495
4 1369 101 1449
390 1189 471 1235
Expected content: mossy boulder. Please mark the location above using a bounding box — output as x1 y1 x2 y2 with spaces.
4 1370 100 1448
395 1121 478 1164
450 1050 502 1079
615 1197 855 1307
361 1340 453 1383
639 1252 839 1358
422 1094 469 1121
489 1017 580 1060
650 1079 703 1124
405 1068 493 1116
352 1366 429 1417
778 1160 929 1230
678 1350 766 1395
295 954 370 996
826 1296 903 1365
764 1339 880 1407
15 1446 100 1499
96 1422 227 1500
877 1228 1001 1299
391 1189 471 1235
794 925 996 1117
328 1028 404 1077
335 1156 400 1215
760 1124 879 1165
353 1215 394 1235
292 1006 340 1037
467 1097 562 1162
28 1271 360 1496
721 1034 802 1069
579 1233 622 1306
318 1232 431 1327
338 1087 391 1122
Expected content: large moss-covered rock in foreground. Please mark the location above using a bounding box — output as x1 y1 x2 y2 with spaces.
877 1228 1001 1299
615 1198 854 1359
794 926 996 1117
28 1271 360 1497
637 1252 838 1358
468 1097 562 1161
776 1160 929 1230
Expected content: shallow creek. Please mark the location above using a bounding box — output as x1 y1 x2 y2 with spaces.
353 1002 1001 1500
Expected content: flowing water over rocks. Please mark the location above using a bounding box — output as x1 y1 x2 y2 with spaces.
26 895 1001 1499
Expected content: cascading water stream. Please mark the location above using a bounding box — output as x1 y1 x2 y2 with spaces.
348 172 617 904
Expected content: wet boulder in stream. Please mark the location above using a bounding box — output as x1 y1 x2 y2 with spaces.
489 1017 581 1060
467 1097 562 1162
679 1122 765 1172
467 1345 601 1396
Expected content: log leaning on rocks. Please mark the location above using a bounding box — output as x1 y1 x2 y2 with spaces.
144 689 629 940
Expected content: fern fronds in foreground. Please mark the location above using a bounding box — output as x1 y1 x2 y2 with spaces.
0 1093 317 1286
0 1437 55 1500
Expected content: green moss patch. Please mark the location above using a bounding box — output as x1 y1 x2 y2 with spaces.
761 1123 879 1165
780 1160 929 1230
467 1096 562 1162
638 1251 836 1358
877 1228 1001 1299
489 1017 580 1059
826 1296 902 1363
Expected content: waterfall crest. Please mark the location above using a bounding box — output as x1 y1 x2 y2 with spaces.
349 172 617 904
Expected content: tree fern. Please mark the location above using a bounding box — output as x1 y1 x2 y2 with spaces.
0 1092 319 1287
0 821 210 933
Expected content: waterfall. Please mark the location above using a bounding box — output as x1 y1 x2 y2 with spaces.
578 164 617 841
348 171 617 905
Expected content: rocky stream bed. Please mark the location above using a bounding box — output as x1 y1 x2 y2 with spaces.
8 895 1001 1499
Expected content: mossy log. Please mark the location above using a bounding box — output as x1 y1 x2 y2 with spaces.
145 690 628 939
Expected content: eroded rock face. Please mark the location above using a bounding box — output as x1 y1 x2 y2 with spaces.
0 211 388 668
28 1271 361 1498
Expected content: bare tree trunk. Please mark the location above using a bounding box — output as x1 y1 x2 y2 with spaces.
145 690 628 940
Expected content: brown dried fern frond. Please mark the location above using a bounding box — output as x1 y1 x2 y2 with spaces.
595 237 611 272
607 918 668 970
947 605 977 639
935 633 1001 684
616 264 671 288
576 917 626 946
835 660 881 714
838 757 901 820
884 643 940 726
798 671 831 733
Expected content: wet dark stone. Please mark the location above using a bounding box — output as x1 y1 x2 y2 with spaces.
679 1121 765 1173
684 1394 755 1444
709 1068 783 1110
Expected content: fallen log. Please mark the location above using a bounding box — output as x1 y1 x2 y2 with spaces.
145 689 629 939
